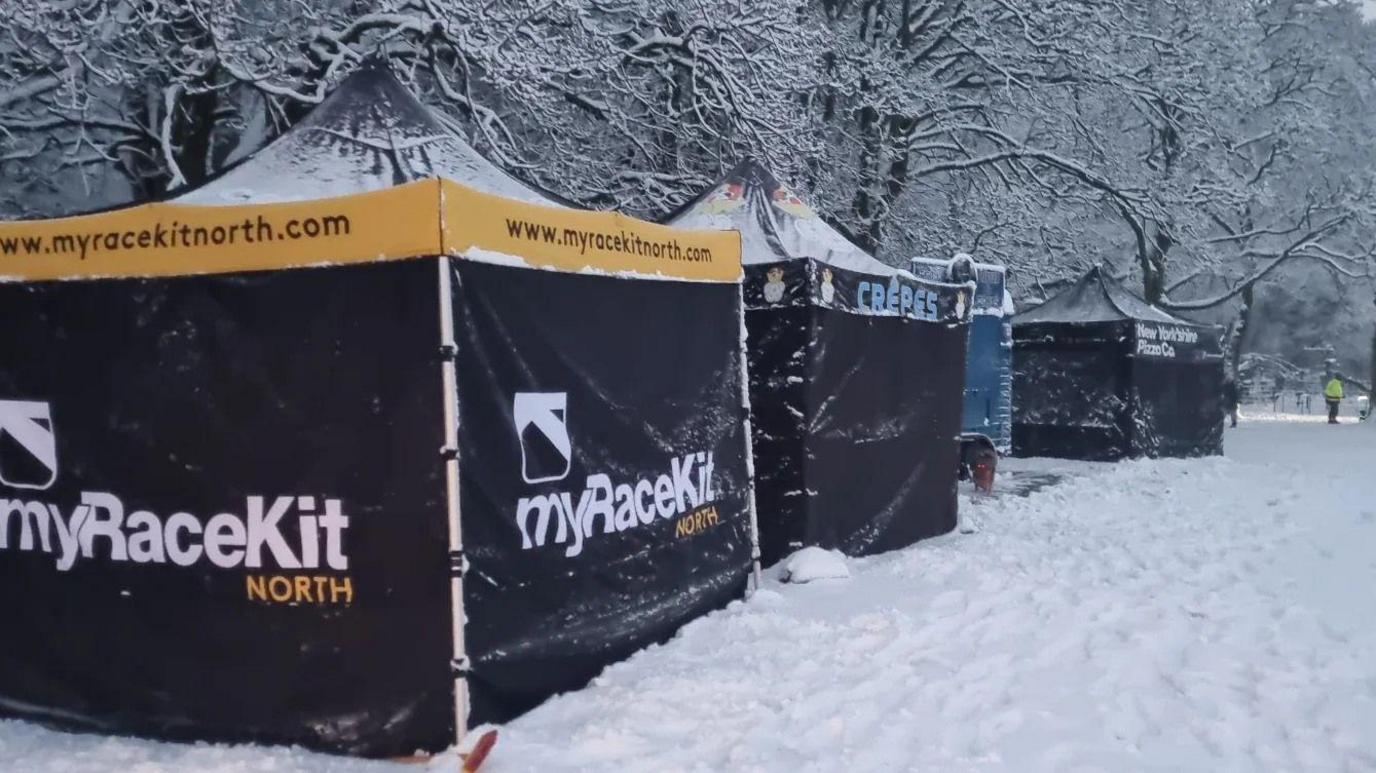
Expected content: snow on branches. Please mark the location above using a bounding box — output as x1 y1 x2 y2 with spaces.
3 0 1375 327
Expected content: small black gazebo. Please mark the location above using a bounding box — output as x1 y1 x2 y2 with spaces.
1012 266 1226 460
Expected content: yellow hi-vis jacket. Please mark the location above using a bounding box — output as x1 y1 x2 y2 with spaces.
1325 378 1344 400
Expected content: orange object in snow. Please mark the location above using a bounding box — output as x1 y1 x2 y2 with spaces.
970 447 998 493
461 729 499 772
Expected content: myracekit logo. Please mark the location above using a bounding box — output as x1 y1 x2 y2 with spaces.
515 452 720 558
0 398 354 605
512 392 724 558
0 493 355 605
0 400 58 490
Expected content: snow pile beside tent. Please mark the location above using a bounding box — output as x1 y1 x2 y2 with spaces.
779 547 850 583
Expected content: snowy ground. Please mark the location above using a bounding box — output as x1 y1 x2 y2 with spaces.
3 417 1373 771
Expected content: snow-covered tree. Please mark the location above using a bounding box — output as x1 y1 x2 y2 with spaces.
3 0 1375 378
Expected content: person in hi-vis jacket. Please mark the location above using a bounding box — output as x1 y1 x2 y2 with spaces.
1324 376 1344 424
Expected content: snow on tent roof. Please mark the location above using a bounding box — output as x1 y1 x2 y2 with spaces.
664 159 907 276
1013 265 1190 326
175 64 562 207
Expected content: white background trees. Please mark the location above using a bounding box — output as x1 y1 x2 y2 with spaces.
3 0 1374 374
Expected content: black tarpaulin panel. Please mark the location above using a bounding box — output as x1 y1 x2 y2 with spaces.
802 307 965 557
1012 358 1130 460
1012 322 1131 460
0 259 453 757
1129 357 1225 458
450 260 753 727
742 304 811 565
739 261 966 565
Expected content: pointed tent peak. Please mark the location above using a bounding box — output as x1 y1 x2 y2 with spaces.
666 158 907 276
174 67 563 207
1094 266 1190 324
352 51 394 73
1014 264 1190 326
666 157 797 215
703 157 811 215
662 157 807 229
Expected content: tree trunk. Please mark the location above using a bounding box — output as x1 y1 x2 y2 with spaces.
851 100 881 253
1140 222 1172 304
174 86 220 188
1230 284 1255 381
1369 294 1376 417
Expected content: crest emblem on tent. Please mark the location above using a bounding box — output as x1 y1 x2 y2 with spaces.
771 184 813 219
0 399 58 490
513 392 573 484
763 266 787 304
698 183 745 215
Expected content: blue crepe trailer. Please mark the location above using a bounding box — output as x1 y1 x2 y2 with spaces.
910 255 1013 462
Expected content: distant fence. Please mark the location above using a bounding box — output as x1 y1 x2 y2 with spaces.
1250 393 1366 416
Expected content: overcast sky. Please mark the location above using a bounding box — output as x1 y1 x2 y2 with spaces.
1365 0 1376 20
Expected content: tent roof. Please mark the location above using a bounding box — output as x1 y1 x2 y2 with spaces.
1013 265 1191 326
174 64 564 207
663 158 906 276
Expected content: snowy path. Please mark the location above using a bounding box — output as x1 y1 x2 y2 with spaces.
4 420 1374 771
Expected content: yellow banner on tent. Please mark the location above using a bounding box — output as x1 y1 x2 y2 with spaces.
0 178 740 282
440 180 741 282
0 181 442 282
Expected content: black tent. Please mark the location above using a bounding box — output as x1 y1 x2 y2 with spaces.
0 70 756 759
665 160 970 566
1012 265 1226 460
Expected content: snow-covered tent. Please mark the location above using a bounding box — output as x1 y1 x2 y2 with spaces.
664 159 970 566
0 74 758 759
175 62 563 206
1012 265 1225 460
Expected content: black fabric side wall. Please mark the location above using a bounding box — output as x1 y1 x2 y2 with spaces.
801 308 965 557
1129 356 1226 457
1012 322 1131 460
0 259 452 757
743 305 812 566
450 261 753 727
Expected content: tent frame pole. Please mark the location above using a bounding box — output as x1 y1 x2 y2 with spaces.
437 256 469 749
736 281 764 592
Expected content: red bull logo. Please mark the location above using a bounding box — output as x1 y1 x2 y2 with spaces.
771 185 813 219
698 183 745 214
